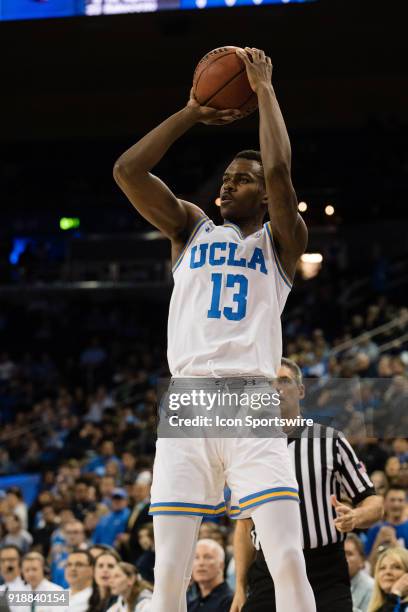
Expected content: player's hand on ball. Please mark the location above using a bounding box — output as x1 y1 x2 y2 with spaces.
331 495 357 533
187 88 242 125
236 47 272 94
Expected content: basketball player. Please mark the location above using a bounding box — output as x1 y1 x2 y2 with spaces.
113 47 316 612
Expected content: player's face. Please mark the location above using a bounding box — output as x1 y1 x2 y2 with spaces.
220 159 266 221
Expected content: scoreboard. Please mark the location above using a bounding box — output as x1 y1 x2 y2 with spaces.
0 0 312 21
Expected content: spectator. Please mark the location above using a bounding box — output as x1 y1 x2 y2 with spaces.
368 547 408 611
92 489 130 547
1 514 33 554
392 439 408 465
107 562 152 612
117 471 152 564
22 552 67 612
65 550 93 612
5 487 28 529
32 503 59 557
88 550 120 612
0 545 29 612
85 441 120 476
188 539 233 612
99 476 117 510
71 479 97 521
50 520 87 588
370 472 389 498
345 534 374 612
136 524 155 584
365 486 408 557
121 451 138 485
385 457 401 485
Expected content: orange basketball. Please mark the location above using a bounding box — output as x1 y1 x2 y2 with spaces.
193 46 258 117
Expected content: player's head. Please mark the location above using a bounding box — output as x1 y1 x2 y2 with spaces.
219 150 267 223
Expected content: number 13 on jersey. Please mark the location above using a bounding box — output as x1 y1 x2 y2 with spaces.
207 273 248 321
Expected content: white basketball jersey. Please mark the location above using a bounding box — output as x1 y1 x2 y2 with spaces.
167 217 292 378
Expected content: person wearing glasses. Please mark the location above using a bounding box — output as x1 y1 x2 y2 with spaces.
64 550 93 612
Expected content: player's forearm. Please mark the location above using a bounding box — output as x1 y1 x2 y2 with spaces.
233 520 256 589
354 496 384 529
257 83 292 175
115 106 198 175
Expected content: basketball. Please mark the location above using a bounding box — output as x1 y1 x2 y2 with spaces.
193 46 258 116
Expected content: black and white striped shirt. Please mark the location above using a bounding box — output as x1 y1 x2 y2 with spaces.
252 423 375 550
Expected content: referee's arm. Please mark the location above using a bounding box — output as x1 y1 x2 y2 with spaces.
332 433 383 533
230 519 256 612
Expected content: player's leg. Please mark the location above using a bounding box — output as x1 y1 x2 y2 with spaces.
252 500 316 612
151 514 202 612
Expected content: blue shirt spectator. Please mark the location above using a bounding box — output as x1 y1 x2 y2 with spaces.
365 485 408 556
92 489 130 546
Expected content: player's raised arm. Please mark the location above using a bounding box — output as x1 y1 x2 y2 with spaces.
113 91 242 241
236 47 307 282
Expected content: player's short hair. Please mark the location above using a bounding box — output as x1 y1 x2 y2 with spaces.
281 357 303 385
234 149 262 165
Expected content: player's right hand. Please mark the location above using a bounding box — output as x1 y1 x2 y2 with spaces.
186 88 242 125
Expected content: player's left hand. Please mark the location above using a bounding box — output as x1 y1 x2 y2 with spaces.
236 47 272 94
331 495 357 532
187 88 243 125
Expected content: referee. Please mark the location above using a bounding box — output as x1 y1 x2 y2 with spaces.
231 358 383 612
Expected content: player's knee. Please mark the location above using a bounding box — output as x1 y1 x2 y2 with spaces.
154 559 185 589
272 545 304 580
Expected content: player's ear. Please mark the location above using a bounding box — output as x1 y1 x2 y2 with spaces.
298 384 305 400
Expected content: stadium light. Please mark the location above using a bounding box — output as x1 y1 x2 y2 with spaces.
298 201 308 212
325 205 335 216
299 252 323 279
60 217 80 231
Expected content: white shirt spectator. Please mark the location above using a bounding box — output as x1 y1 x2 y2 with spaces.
68 586 92 612
107 590 152 612
0 576 30 612
29 578 68 612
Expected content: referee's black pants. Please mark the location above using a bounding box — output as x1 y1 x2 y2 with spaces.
242 542 353 612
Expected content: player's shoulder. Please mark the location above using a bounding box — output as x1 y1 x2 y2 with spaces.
177 200 208 242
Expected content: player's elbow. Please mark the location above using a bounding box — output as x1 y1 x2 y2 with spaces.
113 158 145 185
113 159 128 185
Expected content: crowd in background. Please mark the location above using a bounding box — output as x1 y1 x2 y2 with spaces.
0 291 407 610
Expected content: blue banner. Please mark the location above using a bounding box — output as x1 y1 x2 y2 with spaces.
0 473 41 506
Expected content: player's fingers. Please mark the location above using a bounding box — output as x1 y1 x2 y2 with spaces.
251 47 262 61
236 49 251 65
266 56 272 66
